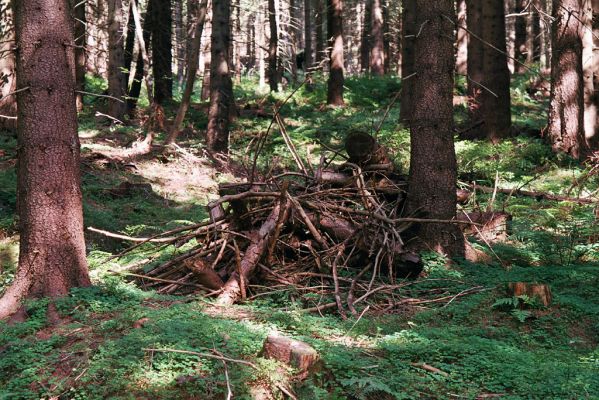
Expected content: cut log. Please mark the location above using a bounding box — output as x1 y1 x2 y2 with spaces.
262 332 321 379
216 198 290 305
458 211 512 243
345 131 392 167
508 282 552 306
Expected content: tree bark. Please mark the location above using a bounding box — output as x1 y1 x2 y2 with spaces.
400 0 415 122
360 0 371 73
206 0 232 153
304 0 313 70
167 0 209 144
0 0 91 320
369 0 384 75
72 0 86 112
547 0 585 159
107 0 128 121
315 0 325 66
126 2 152 114
505 0 516 73
405 0 464 258
123 0 136 88
0 0 16 130
150 0 173 104
481 0 512 141
326 0 344 106
174 0 185 85
515 0 527 72
455 0 467 75
466 0 484 137
268 0 279 91
582 0 597 151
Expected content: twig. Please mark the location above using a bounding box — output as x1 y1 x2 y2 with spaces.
87 226 178 242
143 348 257 368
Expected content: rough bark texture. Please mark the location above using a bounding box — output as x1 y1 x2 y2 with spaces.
405 0 464 258
0 0 16 130
326 0 344 106
547 0 585 159
268 0 279 91
481 0 511 141
167 0 208 144
0 0 91 320
466 0 484 136
455 0 467 75
581 0 597 151
107 0 128 120
304 0 313 70
150 0 173 104
206 0 232 153
369 0 384 75
360 0 371 73
72 0 86 112
400 0 415 122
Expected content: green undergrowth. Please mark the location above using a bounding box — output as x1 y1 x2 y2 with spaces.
1 72 599 399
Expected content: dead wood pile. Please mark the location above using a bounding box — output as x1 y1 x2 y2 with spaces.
109 132 483 316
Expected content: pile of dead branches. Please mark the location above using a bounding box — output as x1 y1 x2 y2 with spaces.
100 131 482 316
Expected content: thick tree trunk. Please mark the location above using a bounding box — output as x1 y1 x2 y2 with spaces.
0 1 16 130
150 0 173 104
547 0 585 159
268 0 279 91
315 0 325 66
326 0 344 106
369 0 384 75
72 0 87 112
582 0 598 151
405 0 464 258
400 0 415 122
206 0 232 153
481 0 511 141
455 0 467 75
167 0 209 144
0 0 90 320
360 0 371 73
304 0 313 70
107 0 128 121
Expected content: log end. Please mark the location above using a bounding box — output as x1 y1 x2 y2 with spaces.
508 282 552 307
262 333 321 378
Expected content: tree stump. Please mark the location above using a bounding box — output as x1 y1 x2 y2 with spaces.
262 333 321 380
508 282 552 306
345 131 392 168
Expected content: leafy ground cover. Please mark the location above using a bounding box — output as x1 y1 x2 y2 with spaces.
0 74 598 399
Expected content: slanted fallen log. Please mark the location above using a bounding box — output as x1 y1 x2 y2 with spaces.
216 196 290 306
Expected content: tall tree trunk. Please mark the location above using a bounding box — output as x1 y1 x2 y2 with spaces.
405 0 464 258
107 0 128 121
167 0 208 144
515 0 527 72
72 0 87 112
0 0 16 130
369 0 384 75
547 0 585 159
481 0 511 141
304 0 313 70
327 0 344 105
382 0 390 73
0 0 90 320
315 0 325 66
466 0 484 136
400 0 415 122
233 0 242 83
582 0 597 150
123 0 136 88
206 0 232 152
258 2 266 87
150 0 173 104
127 3 152 114
268 0 279 91
455 0 467 75
360 0 371 73
505 0 516 73
537 0 549 68
174 0 185 85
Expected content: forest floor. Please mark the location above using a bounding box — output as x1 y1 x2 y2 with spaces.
1 74 599 399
